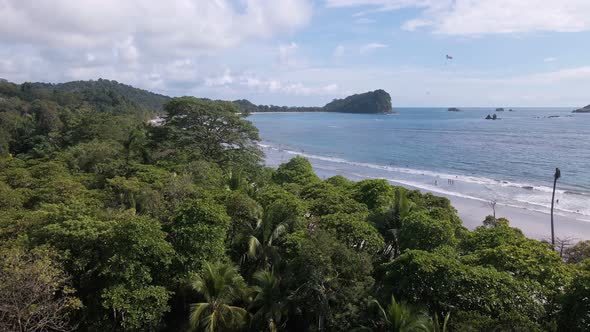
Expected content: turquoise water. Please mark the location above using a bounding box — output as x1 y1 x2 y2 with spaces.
249 108 590 220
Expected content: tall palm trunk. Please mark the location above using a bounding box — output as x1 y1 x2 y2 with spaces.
550 168 560 247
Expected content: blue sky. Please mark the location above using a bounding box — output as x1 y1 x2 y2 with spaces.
1 0 590 107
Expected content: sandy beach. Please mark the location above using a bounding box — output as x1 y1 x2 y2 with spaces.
347 173 590 242
394 181 590 241
261 145 590 242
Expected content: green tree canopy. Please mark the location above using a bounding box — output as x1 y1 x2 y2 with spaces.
380 250 545 330
320 212 384 255
558 260 590 331
285 230 374 331
167 198 230 277
162 97 261 166
189 262 249 332
353 179 395 210
273 156 319 185
398 211 457 252
564 240 590 264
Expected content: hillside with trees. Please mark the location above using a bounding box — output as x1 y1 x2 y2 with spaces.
234 89 393 114
2 78 170 113
0 80 589 331
323 89 392 114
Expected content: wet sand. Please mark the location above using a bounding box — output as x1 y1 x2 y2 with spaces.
263 146 590 242
316 166 590 241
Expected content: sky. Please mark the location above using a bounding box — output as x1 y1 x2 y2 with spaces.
1 0 590 107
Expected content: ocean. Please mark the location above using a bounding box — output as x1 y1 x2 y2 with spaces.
248 108 590 222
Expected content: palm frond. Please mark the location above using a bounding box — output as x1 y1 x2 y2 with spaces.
248 235 261 258
270 223 288 243
442 312 450 332
189 262 248 332
371 298 391 326
189 302 210 330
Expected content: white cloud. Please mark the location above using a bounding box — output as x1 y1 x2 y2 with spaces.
359 43 387 54
0 0 312 50
254 79 340 96
526 66 590 81
326 0 432 12
205 68 234 87
0 59 16 74
114 37 139 64
258 64 590 106
543 57 557 63
278 82 339 96
0 0 313 98
333 45 345 57
200 68 340 97
278 42 301 68
326 0 590 35
401 19 433 31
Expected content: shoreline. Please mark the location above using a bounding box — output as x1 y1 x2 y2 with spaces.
260 145 590 241
248 111 397 115
388 179 590 241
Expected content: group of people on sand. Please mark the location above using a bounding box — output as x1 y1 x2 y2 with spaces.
435 178 455 186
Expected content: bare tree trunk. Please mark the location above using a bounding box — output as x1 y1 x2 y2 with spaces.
488 200 497 219
555 237 576 258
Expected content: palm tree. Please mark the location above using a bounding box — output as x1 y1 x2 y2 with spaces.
189 262 249 332
550 167 561 247
428 312 450 332
245 204 291 269
394 188 414 222
372 296 430 332
382 189 414 258
250 270 286 332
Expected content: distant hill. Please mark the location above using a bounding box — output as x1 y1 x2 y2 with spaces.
233 89 393 114
0 78 171 118
232 99 322 113
572 104 590 113
29 78 170 112
1 78 393 115
323 90 392 114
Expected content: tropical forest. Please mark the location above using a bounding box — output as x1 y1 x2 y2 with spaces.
1 79 589 332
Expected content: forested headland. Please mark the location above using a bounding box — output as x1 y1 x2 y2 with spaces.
234 89 393 114
1 79 589 331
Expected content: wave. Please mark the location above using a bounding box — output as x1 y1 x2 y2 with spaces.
565 190 590 197
344 170 589 220
511 196 590 217
261 143 573 195
259 142 590 218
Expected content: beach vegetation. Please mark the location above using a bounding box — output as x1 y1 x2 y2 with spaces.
0 79 584 331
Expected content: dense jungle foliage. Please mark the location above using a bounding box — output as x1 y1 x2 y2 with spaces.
0 80 589 331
